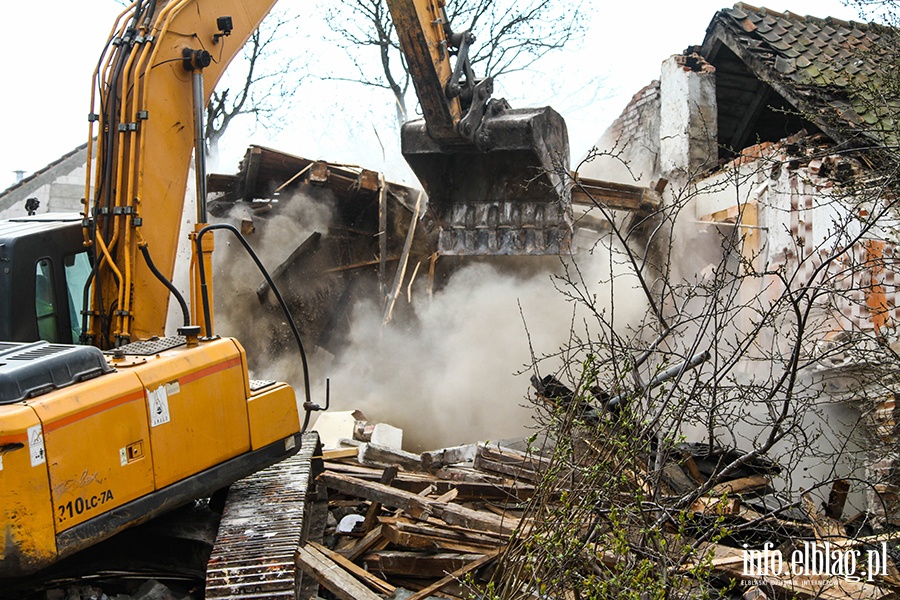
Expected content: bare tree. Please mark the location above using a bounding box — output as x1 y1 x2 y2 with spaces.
205 8 307 156
323 0 585 125
475 129 900 596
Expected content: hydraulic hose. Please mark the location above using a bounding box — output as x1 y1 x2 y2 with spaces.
138 244 191 328
194 223 320 431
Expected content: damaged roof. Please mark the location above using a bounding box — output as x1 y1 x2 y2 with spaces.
702 2 897 153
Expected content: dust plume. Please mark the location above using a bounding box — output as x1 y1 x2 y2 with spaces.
316 247 650 452
211 187 651 452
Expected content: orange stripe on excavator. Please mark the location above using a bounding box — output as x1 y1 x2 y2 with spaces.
36 356 242 434
0 433 28 445
179 356 243 386
42 390 146 433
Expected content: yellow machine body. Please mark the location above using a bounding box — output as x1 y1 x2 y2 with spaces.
0 338 299 576
1 0 570 581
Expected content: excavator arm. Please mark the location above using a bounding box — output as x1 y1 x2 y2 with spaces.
85 0 280 345
386 0 572 255
88 0 571 345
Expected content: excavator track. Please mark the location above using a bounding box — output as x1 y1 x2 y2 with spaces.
205 432 323 599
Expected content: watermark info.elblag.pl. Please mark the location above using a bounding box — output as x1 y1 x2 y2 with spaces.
742 541 889 583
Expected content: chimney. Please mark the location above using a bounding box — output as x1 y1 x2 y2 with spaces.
14 170 25 183
659 50 718 180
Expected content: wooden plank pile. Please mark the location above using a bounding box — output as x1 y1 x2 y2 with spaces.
292 425 900 599
294 440 537 599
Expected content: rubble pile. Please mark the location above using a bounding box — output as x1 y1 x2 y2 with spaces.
296 412 534 598
298 412 900 599
33 579 194 600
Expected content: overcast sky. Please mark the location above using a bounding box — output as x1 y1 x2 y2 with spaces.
0 0 863 191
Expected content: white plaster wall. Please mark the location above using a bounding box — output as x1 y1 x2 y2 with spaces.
659 56 717 179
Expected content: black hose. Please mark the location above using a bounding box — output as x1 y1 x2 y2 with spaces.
194 223 315 430
80 267 95 345
139 244 191 327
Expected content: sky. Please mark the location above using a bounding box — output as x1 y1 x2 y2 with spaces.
0 0 865 191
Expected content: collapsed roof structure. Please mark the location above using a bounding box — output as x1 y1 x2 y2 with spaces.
581 2 900 529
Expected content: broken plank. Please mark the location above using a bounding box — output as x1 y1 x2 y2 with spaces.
324 461 533 501
296 544 384 600
341 524 388 562
570 176 662 212
362 466 399 532
381 517 507 545
319 471 518 535
433 489 458 503
322 447 360 461
705 474 771 497
308 541 395 596
406 551 500 600
360 551 485 578
824 479 850 520
421 444 478 469
689 496 741 515
381 523 503 554
359 442 423 471
473 443 550 483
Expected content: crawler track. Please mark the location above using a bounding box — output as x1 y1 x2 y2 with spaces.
205 432 322 599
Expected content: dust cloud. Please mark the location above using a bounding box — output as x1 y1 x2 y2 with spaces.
319 250 653 451
212 191 650 452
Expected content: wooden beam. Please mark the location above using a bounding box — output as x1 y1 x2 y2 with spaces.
383 191 423 325
824 479 851 520
729 83 771 152
406 550 500 600
359 443 423 471
319 471 518 535
571 176 662 212
382 522 502 553
295 544 384 600
324 461 533 501
362 466 399 532
340 524 388 562
321 447 360 461
307 542 395 596
705 474 771 497
421 444 478 469
360 551 485 578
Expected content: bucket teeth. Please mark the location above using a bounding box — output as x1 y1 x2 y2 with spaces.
438 200 570 255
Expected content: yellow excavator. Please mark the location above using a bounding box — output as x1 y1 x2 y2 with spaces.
0 0 570 583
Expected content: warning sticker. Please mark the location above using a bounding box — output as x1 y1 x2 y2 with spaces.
0 454 3 471
28 424 46 467
147 386 171 427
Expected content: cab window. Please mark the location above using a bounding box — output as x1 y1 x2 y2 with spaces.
64 252 92 344
35 258 58 343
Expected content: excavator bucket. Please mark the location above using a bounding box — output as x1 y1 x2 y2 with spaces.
401 106 572 255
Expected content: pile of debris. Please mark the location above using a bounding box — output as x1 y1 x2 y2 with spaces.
296 412 538 599
295 411 900 599
38 580 192 600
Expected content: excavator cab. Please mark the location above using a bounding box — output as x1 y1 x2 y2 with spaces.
388 0 572 256
0 215 90 345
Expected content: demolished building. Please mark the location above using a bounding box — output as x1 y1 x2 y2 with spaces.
581 2 900 523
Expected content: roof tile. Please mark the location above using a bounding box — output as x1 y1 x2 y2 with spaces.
703 3 897 146
775 56 796 74
740 18 757 32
